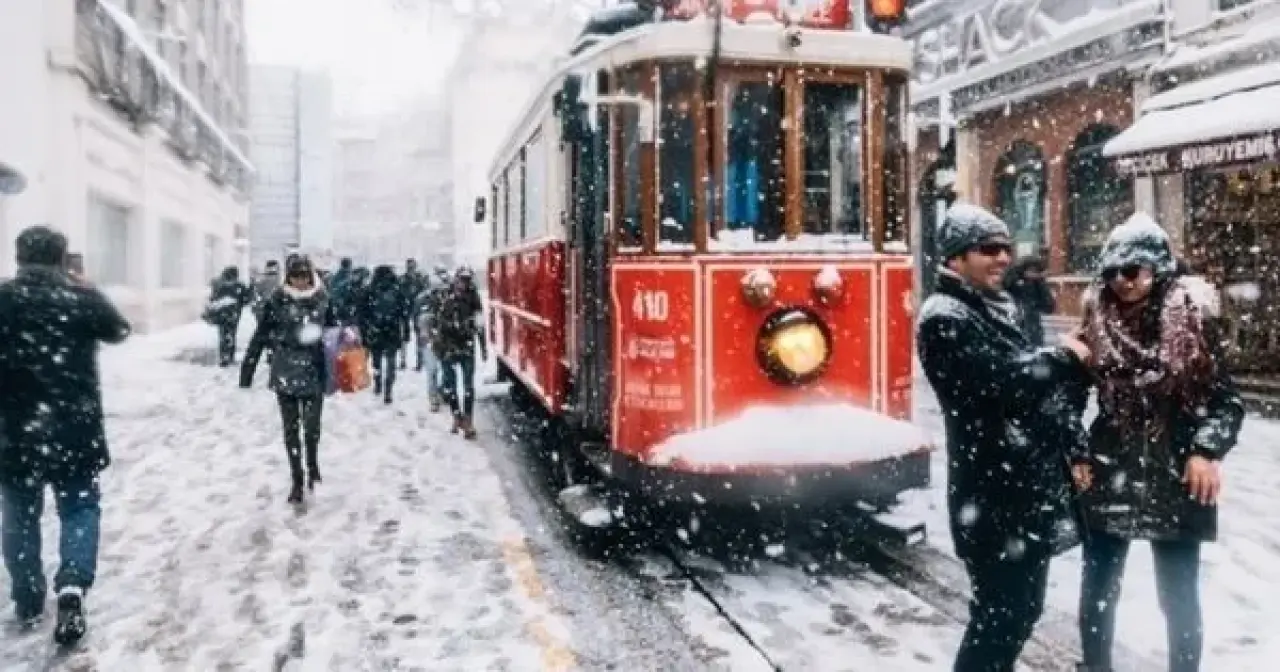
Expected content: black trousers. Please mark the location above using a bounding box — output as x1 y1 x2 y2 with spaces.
217 318 239 365
1080 533 1203 672
954 549 1051 672
276 394 323 484
370 347 398 398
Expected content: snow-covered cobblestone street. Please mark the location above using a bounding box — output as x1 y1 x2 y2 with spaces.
907 380 1280 672
0 324 573 670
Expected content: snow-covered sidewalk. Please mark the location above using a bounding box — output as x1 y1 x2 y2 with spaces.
0 323 573 670
905 382 1280 671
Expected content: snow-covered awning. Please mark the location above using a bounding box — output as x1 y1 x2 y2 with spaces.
96 0 253 174
1103 63 1280 176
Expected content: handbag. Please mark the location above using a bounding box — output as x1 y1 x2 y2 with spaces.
336 345 372 393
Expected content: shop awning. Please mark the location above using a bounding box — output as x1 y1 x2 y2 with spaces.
1103 64 1280 176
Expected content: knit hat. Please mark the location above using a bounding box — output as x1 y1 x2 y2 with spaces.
937 202 1012 261
1096 212 1175 277
15 225 68 266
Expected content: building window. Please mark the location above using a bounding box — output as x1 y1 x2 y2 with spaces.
1068 125 1133 272
161 220 186 288
204 234 219 281
1217 0 1256 12
994 140 1047 259
88 194 132 286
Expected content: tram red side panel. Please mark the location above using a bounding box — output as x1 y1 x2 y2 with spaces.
488 240 568 413
703 262 875 427
881 261 915 421
611 263 700 460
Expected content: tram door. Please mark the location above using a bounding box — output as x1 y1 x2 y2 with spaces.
567 101 614 436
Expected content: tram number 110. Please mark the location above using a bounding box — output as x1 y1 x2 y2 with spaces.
632 290 669 322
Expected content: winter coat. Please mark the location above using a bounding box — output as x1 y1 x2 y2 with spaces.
0 265 131 486
1073 278 1244 542
241 279 336 398
328 268 357 324
206 276 251 327
357 274 411 352
433 285 484 360
399 272 428 331
412 281 449 338
1003 258 1055 346
917 269 1086 562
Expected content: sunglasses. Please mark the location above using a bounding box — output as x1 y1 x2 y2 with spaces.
1103 264 1145 282
974 242 1013 257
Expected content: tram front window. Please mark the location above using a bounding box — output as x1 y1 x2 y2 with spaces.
724 81 785 242
802 83 864 238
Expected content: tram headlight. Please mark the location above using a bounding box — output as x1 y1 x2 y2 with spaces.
756 309 832 385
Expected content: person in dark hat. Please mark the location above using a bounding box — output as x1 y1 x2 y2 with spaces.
1072 213 1243 672
0 225 131 646
916 203 1090 671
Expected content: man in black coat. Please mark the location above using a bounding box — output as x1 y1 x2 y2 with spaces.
398 258 427 370
0 225 130 646
916 204 1090 672
206 266 252 366
1003 252 1055 346
434 267 487 439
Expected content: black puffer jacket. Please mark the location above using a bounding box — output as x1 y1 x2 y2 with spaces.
434 284 484 360
1003 257 1055 346
241 278 335 398
1075 278 1244 542
206 267 252 327
357 267 410 352
0 266 131 486
918 269 1087 561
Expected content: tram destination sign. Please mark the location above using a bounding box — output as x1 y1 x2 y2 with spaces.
663 0 853 28
1111 130 1280 177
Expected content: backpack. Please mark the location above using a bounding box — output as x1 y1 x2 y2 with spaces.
369 286 402 327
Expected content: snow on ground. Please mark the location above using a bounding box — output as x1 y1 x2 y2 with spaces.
0 322 573 670
905 379 1280 671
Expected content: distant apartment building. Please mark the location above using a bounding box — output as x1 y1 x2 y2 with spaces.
0 0 252 331
248 66 334 269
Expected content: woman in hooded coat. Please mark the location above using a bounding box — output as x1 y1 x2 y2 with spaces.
240 256 337 504
1071 213 1244 672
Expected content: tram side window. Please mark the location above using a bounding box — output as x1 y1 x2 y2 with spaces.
511 160 525 243
618 105 643 248
659 64 697 246
502 171 512 246
490 184 498 249
802 82 864 237
724 81 785 242
525 133 546 240
883 75 909 245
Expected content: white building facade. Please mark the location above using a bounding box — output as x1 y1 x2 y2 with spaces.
446 9 583 273
0 0 252 332
248 66 334 269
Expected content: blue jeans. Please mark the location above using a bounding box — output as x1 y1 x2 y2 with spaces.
1 476 102 616
440 354 476 418
421 344 441 402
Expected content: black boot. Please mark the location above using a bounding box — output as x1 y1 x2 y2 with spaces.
53 588 86 647
287 452 306 503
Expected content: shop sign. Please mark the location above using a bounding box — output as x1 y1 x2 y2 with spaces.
664 0 853 29
1112 130 1280 177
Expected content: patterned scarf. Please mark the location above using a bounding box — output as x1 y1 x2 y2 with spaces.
1083 278 1216 426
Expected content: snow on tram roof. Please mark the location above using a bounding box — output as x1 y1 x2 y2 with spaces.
487 19 913 180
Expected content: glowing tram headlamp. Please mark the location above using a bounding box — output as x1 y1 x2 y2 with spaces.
756 309 833 385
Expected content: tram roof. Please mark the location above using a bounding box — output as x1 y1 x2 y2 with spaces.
487 19 913 180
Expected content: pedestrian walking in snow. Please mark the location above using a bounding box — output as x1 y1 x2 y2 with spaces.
398 258 428 371
916 203 1091 672
1003 252 1055 346
413 265 452 412
434 266 486 440
1071 213 1244 672
204 266 252 367
240 256 336 504
0 225 131 646
357 265 411 405
327 257 358 327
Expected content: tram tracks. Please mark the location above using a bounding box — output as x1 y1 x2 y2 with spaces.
633 515 1161 672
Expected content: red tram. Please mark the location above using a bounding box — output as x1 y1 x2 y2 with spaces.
481 0 932 526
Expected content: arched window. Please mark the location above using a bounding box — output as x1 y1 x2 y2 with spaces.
994 141 1047 259
1067 125 1133 272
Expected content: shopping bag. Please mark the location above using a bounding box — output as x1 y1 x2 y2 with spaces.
321 328 342 396
336 345 372 393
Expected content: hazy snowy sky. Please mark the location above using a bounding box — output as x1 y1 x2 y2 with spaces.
246 0 466 117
